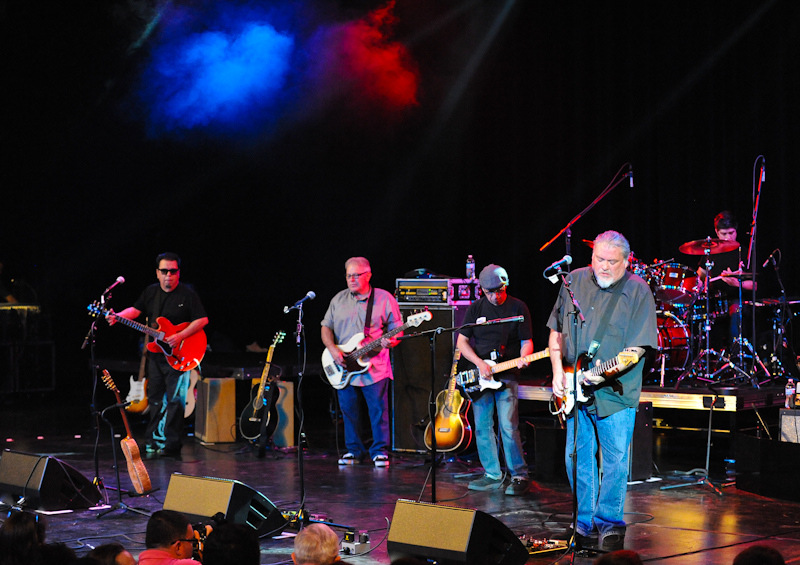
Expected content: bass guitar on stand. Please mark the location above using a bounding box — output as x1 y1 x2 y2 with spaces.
322 310 432 389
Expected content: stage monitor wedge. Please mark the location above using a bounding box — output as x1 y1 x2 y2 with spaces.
0 450 102 511
163 473 288 537
387 499 528 565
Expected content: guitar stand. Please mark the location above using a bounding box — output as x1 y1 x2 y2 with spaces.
96 404 151 519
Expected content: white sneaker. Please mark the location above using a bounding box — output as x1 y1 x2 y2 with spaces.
338 453 359 465
373 454 389 467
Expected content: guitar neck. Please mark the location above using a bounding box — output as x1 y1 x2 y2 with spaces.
255 348 277 398
108 385 134 437
348 322 409 359
115 315 164 341
445 349 462 402
489 348 550 376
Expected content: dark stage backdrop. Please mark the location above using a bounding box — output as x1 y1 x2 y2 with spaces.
4 0 799 388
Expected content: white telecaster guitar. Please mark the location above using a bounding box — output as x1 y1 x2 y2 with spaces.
322 310 432 389
455 348 551 393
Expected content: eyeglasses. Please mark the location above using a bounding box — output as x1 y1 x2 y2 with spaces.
158 268 180 275
176 538 199 546
346 271 371 280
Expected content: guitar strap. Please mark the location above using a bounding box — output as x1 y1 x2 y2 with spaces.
586 271 630 361
363 287 375 339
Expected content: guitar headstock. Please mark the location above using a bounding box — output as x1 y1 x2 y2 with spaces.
618 351 640 367
407 309 433 327
87 301 108 318
271 331 286 348
101 369 118 393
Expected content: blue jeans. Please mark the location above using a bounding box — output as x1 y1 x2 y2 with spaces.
565 405 636 537
471 381 528 479
337 379 390 460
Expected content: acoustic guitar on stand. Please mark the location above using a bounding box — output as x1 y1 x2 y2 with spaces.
101 370 152 495
322 310 432 389
455 348 551 393
239 331 285 443
424 349 472 452
88 301 207 372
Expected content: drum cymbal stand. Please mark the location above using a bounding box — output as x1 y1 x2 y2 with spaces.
675 253 717 388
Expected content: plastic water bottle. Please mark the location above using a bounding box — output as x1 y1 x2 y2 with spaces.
786 379 796 409
466 255 475 279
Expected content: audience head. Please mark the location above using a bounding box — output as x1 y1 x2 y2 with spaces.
292 523 340 565
202 523 260 565
0 511 47 565
733 544 785 565
87 542 136 565
593 550 643 565
145 510 196 560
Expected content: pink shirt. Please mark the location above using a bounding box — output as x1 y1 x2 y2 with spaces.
137 548 201 565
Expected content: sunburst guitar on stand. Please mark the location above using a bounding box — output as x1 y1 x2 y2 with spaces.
101 370 152 495
322 310 432 389
455 348 551 393
239 331 285 446
553 350 641 423
424 349 472 452
88 301 207 372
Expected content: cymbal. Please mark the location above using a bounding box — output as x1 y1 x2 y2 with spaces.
679 238 740 255
582 239 594 249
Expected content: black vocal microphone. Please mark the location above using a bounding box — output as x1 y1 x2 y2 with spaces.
284 291 316 313
545 255 573 272
104 276 125 294
629 164 634 188
480 315 525 325
762 249 778 268
761 159 766 182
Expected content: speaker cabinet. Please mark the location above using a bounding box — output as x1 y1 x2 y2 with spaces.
163 473 288 536
780 408 800 443
387 499 528 565
391 305 467 451
0 450 102 511
628 401 653 481
196 378 237 443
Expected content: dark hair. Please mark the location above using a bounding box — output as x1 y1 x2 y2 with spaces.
145 510 190 549
714 210 738 231
156 252 181 269
202 523 260 565
733 545 785 565
0 511 47 565
87 543 126 565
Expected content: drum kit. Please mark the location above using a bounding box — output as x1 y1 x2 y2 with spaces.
624 237 771 388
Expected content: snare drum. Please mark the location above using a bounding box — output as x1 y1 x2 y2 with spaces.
654 310 691 371
655 263 698 306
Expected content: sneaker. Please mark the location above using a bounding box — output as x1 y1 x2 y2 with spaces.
504 477 530 496
373 454 389 467
338 453 360 465
144 443 158 454
468 475 505 491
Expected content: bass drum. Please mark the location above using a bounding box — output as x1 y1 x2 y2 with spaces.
654 310 690 372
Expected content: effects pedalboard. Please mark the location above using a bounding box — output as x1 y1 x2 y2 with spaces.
520 536 570 555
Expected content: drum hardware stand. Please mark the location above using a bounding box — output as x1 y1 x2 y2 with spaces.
675 251 716 389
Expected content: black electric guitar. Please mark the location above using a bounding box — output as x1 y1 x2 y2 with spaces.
553 350 641 423
239 332 285 448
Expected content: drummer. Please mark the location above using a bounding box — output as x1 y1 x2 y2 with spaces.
696 211 756 344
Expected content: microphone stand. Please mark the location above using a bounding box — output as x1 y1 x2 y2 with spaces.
397 316 524 504
539 163 632 255
82 289 115 503
746 155 765 378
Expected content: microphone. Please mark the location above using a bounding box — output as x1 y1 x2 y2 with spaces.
762 249 778 268
104 276 125 294
545 255 573 272
629 164 634 188
284 291 316 313
761 159 766 182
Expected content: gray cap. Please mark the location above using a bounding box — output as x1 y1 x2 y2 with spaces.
479 264 509 290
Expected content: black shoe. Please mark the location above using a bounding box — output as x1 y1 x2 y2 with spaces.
552 529 598 550
504 477 530 496
599 531 625 551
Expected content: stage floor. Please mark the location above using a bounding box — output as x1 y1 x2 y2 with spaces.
2 392 800 565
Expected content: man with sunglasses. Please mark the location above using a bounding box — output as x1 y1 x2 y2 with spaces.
321 257 402 467
456 264 534 496
108 252 208 457
138 510 201 565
